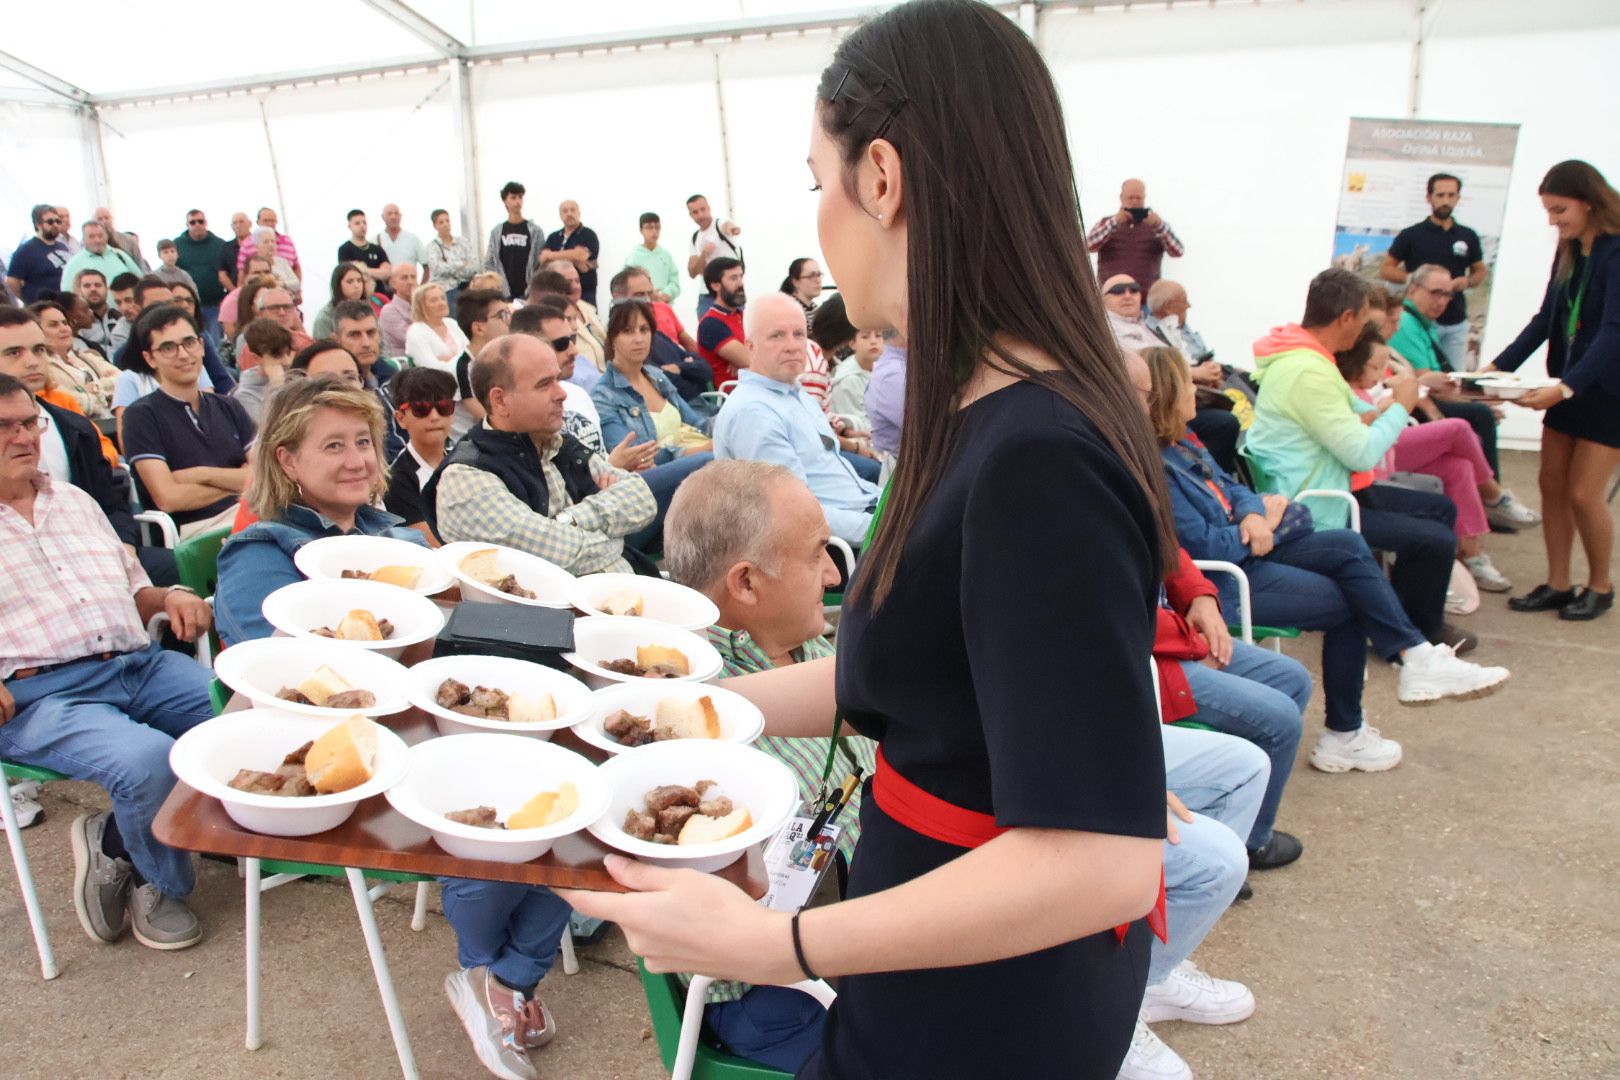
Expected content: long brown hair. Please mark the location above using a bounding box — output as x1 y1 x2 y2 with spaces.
1141 347 1193 447
1540 160 1620 281
823 0 1178 607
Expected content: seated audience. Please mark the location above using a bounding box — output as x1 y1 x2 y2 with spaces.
1146 279 1216 370
152 239 199 294
404 281 469 373
1334 325 1512 593
0 369 214 949
608 267 712 402
450 289 511 439
424 334 656 575
74 267 125 356
331 299 402 389
212 377 572 1077
232 318 294 425
1144 344 1510 776
829 326 883 433
697 257 748 387
780 257 823 317
290 340 364 387
1246 268 1472 650
663 460 877 1071
251 227 300 299
467 270 507 295
130 276 236 394
219 259 273 340
311 263 369 339
378 263 416 356
31 297 119 418
121 305 254 538
714 294 879 544
865 331 906 472
236 285 313 372
382 366 458 542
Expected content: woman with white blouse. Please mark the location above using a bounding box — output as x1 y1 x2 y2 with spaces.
403 282 468 373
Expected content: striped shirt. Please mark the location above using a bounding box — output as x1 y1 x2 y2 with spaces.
693 626 876 1005
0 477 152 680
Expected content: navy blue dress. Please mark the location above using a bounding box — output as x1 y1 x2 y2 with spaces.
799 381 1166 1080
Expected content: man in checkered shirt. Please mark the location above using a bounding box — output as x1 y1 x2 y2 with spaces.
0 372 215 951
423 333 655 573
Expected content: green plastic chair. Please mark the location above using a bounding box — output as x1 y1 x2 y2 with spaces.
175 525 230 597
638 959 798 1080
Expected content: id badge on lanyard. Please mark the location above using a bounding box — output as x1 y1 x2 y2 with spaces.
761 715 863 912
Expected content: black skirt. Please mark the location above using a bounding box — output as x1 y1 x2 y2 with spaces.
1544 386 1620 449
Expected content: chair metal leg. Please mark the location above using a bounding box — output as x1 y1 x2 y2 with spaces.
245 857 262 1049
670 974 713 1080
558 923 578 976
410 881 429 932
345 867 420 1080
0 774 57 980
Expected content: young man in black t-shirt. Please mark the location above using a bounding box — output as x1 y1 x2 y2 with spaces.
336 209 393 295
1380 173 1486 370
483 181 542 300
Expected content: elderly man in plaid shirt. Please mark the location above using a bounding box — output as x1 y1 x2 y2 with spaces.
423 333 655 573
0 372 215 951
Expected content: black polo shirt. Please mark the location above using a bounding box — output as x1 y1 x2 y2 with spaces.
121 387 256 525
1387 218 1483 326
543 225 601 306
338 239 393 296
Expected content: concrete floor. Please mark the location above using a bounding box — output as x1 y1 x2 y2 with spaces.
0 451 1615 1080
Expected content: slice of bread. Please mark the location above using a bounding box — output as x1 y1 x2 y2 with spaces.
304 715 380 794
459 548 503 585
296 665 354 707
636 644 690 676
369 565 421 589
507 691 558 725
600 588 644 617
507 781 580 829
337 609 384 642
655 695 721 740
678 806 752 846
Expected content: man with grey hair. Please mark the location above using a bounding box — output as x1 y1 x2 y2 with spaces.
1389 265 1462 374
247 207 301 285
425 333 655 574
61 221 142 290
375 203 425 275
251 227 301 300
93 207 150 271
713 293 879 544
663 458 874 1072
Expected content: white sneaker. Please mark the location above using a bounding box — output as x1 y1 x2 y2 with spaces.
1465 554 1512 593
1397 642 1509 704
9 786 43 829
1487 490 1541 530
1117 1019 1192 1080
1310 726 1402 773
1140 960 1256 1025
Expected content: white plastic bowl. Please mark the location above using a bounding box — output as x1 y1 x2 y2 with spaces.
438 540 576 609
570 573 720 632
405 654 595 739
293 535 454 596
586 740 799 872
168 708 409 837
385 733 609 863
573 682 765 756
562 616 725 688
261 578 445 660
213 638 411 719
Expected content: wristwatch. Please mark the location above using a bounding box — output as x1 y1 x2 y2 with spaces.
556 510 576 528
168 585 198 597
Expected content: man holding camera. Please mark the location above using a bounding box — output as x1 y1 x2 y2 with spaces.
1087 178 1186 294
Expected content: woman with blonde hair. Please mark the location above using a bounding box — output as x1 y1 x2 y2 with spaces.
1492 159 1620 620
404 281 469 373
214 376 416 645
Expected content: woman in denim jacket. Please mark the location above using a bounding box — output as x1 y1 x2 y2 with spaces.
590 299 714 466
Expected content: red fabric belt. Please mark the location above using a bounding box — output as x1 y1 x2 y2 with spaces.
872 747 1168 946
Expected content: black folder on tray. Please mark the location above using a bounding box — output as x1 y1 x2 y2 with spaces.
434 603 576 671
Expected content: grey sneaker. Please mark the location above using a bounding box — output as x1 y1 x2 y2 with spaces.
444 966 540 1080
69 811 131 944
129 884 202 950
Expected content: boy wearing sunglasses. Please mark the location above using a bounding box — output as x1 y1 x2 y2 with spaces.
383 366 458 542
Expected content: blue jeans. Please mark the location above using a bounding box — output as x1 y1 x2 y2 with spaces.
1354 484 1458 642
1151 725 1268 984
440 879 573 995
200 304 223 351
840 449 881 484
0 644 212 896
1241 530 1426 732
626 451 713 552
1178 640 1309 849
708 985 828 1072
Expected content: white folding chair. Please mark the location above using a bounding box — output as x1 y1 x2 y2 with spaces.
1191 560 1255 645
671 975 837 1080
133 508 179 549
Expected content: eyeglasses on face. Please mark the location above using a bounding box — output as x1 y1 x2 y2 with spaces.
261 302 295 314
1105 283 1142 296
798 271 823 281
0 415 48 437
151 336 203 359
490 309 513 323
42 218 61 226
549 333 577 352
188 218 205 226
403 399 455 418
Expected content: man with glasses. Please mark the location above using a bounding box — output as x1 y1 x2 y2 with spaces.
235 286 313 374
172 211 227 347
0 367 216 950
450 288 512 440
1086 178 1185 293
7 205 73 303
120 306 256 538
1102 274 1170 353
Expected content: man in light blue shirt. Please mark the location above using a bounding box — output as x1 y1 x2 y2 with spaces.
713 293 878 544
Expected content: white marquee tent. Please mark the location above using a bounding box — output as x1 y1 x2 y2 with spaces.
3 0 1617 446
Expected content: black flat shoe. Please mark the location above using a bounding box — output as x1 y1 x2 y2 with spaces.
1559 588 1614 621
1438 623 1477 656
1234 880 1253 903
1509 584 1578 612
1248 830 1303 871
